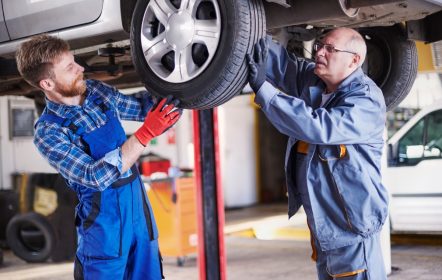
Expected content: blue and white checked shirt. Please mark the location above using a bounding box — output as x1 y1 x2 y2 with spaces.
34 80 154 191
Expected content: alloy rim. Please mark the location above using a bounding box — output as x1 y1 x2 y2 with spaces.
140 0 221 83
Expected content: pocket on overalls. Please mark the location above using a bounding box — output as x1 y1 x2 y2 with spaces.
81 190 122 259
319 145 387 236
325 242 367 278
333 163 386 236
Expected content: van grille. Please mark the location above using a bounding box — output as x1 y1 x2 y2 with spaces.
432 41 442 69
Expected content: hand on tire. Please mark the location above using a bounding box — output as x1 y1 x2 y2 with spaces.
246 37 268 93
135 96 182 146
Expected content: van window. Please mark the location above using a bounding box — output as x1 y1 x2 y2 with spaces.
425 110 442 158
397 109 442 165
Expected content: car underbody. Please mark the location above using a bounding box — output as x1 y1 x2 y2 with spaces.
0 0 441 109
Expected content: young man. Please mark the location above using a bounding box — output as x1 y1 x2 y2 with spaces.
16 34 181 279
247 28 389 279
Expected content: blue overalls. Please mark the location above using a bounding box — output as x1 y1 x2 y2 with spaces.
37 96 164 280
254 37 389 279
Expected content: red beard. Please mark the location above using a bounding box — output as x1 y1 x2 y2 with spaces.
55 74 86 97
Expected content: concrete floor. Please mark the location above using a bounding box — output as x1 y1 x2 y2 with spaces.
1 204 441 280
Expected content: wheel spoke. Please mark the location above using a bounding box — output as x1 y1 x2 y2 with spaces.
143 34 171 64
194 19 220 55
168 46 198 82
141 0 222 83
180 0 199 13
148 0 176 25
141 32 166 55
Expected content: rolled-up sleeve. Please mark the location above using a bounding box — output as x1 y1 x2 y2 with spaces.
103 148 123 173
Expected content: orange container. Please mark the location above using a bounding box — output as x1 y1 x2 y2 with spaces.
146 177 197 265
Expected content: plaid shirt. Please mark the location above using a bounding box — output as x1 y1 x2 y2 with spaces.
34 80 153 191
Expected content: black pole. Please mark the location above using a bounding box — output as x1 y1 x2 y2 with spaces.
197 109 221 280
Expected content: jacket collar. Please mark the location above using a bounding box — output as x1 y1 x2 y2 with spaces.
308 67 365 108
336 67 365 92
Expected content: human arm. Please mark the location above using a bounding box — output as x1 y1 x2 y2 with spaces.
34 99 181 190
91 81 155 122
254 81 386 145
34 124 125 190
114 97 182 173
117 91 154 121
248 36 316 97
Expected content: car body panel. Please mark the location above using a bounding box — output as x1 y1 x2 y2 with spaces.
3 0 103 40
385 159 442 233
0 2 10 43
384 101 442 233
0 0 125 58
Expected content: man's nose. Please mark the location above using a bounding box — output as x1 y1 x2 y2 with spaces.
76 63 85 73
315 46 326 57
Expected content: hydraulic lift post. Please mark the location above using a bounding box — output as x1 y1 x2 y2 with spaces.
193 109 226 280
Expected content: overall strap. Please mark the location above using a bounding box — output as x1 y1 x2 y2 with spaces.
35 113 65 128
91 94 110 113
111 165 139 188
35 112 85 136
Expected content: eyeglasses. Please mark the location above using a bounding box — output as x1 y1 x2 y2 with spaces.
313 41 358 55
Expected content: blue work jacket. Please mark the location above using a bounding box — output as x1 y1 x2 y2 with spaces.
254 38 389 251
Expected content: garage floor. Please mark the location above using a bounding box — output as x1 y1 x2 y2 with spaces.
0 204 441 280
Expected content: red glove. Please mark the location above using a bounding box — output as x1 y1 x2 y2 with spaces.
135 98 181 146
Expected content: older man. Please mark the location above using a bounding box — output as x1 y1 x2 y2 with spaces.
247 27 388 279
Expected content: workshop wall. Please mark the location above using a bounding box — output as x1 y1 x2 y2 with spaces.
218 95 258 208
0 96 55 189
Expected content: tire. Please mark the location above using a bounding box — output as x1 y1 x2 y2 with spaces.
130 0 266 109
360 25 418 111
6 212 55 263
0 190 19 242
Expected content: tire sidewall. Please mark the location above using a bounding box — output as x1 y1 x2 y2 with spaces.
6 212 55 263
130 0 252 107
360 25 418 111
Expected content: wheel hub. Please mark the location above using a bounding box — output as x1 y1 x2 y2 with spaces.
166 11 195 51
141 0 221 83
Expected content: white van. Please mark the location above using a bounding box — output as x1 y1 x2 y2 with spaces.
383 100 442 234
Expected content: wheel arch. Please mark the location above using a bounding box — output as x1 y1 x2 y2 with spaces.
121 0 139 33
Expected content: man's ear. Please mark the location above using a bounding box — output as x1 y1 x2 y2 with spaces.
39 78 54 91
351 54 361 68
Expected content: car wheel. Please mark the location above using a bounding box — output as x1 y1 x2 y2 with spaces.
0 190 19 242
360 25 418 111
130 0 266 109
6 212 55 263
